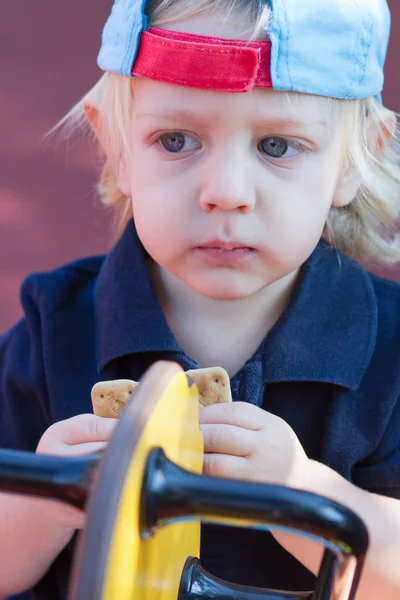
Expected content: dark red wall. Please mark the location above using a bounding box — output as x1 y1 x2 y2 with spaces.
0 0 399 331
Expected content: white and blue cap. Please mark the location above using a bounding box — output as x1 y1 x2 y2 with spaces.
97 0 391 101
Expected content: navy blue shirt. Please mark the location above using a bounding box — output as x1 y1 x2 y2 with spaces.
2 219 400 599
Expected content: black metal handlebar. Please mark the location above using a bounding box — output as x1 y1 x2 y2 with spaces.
141 448 369 600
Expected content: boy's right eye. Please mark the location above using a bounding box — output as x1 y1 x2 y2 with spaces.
158 132 201 154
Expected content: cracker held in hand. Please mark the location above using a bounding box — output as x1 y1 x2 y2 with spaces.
91 367 231 418
91 379 139 418
186 367 232 406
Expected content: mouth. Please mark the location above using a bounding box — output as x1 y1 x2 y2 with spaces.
198 239 255 250
196 240 255 262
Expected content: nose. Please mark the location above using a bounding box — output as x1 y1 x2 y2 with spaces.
199 147 256 213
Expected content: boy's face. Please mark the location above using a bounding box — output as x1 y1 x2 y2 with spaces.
117 19 359 301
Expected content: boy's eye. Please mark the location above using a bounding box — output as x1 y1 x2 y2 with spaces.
258 137 304 159
156 133 305 158
158 132 200 153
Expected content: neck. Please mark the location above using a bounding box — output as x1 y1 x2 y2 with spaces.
150 262 299 376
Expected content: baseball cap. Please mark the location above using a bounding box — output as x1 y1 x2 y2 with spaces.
97 0 391 101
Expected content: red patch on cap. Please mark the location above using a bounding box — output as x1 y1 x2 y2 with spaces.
132 27 272 92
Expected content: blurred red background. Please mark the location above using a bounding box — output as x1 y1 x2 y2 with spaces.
1 0 400 332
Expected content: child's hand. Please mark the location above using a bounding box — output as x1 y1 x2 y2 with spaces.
35 414 117 530
36 414 117 457
199 403 309 488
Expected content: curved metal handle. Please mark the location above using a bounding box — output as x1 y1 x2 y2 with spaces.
141 448 369 600
179 557 312 600
0 449 100 508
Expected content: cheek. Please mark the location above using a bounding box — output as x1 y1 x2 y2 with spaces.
273 157 340 225
265 187 332 237
262 167 338 263
131 192 189 270
128 159 197 258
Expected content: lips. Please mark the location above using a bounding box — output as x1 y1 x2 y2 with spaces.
195 240 255 263
198 240 252 250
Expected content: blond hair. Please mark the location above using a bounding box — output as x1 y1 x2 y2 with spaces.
59 0 400 262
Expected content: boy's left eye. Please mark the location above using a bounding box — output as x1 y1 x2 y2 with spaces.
158 132 200 153
258 137 305 159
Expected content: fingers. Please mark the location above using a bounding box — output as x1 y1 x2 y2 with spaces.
201 423 255 457
52 441 109 457
36 414 118 456
57 414 118 445
202 453 249 479
199 402 263 431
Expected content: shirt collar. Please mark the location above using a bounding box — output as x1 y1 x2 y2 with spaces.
261 243 378 390
95 220 181 372
95 220 377 390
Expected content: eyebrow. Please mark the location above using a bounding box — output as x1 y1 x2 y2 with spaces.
135 109 328 129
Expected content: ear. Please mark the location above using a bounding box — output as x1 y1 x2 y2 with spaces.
332 113 397 208
368 113 397 156
84 102 108 154
84 103 100 136
331 160 362 208
116 159 132 197
84 102 132 197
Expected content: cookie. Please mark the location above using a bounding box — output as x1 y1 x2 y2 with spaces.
91 379 139 418
91 367 232 418
186 367 232 406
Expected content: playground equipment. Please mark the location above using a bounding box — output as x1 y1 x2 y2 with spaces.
0 361 368 599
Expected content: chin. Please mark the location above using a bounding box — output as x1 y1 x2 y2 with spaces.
192 281 258 301
182 268 272 300
205 291 249 301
